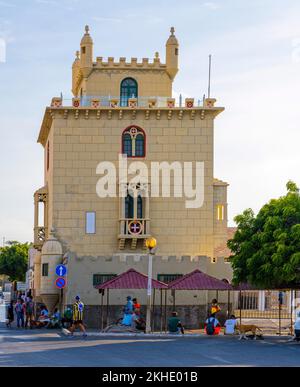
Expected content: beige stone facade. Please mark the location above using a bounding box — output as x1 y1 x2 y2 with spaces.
32 26 233 324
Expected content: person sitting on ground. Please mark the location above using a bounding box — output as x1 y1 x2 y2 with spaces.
49 308 61 329
132 298 141 312
168 311 184 335
224 315 237 335
61 307 73 328
205 314 221 336
37 305 50 328
131 309 146 333
211 299 221 316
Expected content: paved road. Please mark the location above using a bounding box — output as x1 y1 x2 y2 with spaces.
0 327 300 367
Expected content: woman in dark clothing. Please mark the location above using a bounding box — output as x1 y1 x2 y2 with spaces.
6 301 14 328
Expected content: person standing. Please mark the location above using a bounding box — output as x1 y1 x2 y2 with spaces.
69 296 87 337
25 296 34 329
15 299 25 328
6 301 14 328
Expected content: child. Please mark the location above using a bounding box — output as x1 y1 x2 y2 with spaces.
224 315 237 335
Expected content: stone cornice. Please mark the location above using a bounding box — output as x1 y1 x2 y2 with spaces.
38 106 225 147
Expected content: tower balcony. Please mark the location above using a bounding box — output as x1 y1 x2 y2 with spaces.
50 95 218 110
118 218 151 250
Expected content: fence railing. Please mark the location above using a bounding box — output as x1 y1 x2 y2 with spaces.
51 95 208 109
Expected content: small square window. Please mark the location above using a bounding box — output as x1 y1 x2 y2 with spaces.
86 212 96 234
42 263 49 277
93 274 117 287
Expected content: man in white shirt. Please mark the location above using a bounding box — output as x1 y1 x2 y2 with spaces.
224 315 238 335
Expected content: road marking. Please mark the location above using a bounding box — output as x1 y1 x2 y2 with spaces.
204 355 232 365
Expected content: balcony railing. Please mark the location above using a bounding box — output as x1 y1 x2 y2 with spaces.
119 219 151 239
50 95 217 110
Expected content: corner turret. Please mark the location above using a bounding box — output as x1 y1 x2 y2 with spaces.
166 27 179 80
80 25 93 78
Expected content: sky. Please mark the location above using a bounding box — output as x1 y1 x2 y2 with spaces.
0 0 299 243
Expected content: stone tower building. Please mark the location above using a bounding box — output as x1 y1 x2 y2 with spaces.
32 26 233 327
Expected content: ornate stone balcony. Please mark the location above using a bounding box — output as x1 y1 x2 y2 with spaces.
118 218 151 250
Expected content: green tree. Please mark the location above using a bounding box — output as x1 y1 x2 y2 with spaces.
228 182 300 288
0 242 30 282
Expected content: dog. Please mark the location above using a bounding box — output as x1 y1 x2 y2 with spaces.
236 324 263 340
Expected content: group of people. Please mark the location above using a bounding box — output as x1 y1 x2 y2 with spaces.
5 293 87 337
120 296 146 332
167 299 238 336
7 296 35 329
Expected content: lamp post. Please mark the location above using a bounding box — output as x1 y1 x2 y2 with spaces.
145 237 157 334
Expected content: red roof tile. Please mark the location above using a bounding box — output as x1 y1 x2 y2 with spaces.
95 268 168 290
168 270 233 290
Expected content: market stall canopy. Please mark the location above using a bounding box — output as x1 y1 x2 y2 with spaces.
168 270 233 290
94 268 168 290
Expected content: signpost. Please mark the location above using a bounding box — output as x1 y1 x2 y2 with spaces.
55 265 67 315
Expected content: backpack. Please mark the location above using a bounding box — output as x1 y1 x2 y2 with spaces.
206 318 215 335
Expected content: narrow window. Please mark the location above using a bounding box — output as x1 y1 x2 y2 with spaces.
86 212 96 234
42 263 49 277
46 142 50 171
217 205 224 221
175 48 179 56
123 133 132 157
135 134 145 157
81 46 86 54
125 194 134 219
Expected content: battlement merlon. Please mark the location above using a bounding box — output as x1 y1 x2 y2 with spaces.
72 26 179 97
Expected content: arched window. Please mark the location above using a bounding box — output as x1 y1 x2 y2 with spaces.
120 78 138 107
125 194 143 219
122 126 146 158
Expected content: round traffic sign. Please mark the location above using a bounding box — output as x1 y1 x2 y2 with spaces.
55 277 66 289
56 265 67 277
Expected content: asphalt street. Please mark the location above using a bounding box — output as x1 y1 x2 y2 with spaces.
0 326 300 367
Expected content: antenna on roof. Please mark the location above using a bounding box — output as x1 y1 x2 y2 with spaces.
208 54 212 98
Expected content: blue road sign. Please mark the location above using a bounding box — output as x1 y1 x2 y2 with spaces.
55 277 66 289
56 264 67 277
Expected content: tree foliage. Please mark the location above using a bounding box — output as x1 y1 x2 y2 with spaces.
228 181 300 288
0 242 29 282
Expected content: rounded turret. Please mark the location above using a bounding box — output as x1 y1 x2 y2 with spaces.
40 229 63 312
166 27 179 80
80 25 93 77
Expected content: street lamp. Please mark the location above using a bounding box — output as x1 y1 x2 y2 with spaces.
145 237 157 334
